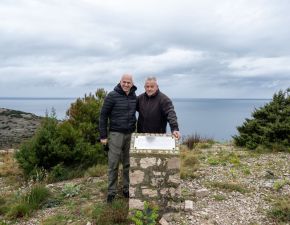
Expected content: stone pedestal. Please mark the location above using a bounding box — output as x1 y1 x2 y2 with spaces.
129 133 181 213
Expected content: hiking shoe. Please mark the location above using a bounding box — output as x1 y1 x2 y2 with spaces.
107 194 115 203
123 191 129 198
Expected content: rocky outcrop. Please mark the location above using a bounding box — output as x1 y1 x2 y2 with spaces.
0 108 42 149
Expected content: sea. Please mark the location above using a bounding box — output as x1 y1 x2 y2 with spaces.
0 97 270 142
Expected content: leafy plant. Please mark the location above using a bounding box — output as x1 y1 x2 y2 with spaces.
130 201 159 225
61 183 81 198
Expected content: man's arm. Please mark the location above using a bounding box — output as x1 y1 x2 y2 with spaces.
99 93 115 142
161 97 181 139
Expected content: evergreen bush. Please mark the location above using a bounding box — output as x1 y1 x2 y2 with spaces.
16 89 107 178
233 88 290 151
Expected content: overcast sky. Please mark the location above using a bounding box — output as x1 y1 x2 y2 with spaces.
0 0 289 98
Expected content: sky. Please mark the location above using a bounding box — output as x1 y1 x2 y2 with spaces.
0 0 289 98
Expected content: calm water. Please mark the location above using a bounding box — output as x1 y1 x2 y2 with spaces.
0 97 270 141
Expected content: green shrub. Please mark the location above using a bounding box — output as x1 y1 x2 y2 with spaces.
16 92 107 178
67 89 106 145
233 88 290 151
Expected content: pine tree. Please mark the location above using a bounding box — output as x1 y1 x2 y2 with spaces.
233 88 290 151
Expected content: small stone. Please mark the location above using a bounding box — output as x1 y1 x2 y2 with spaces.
159 217 169 225
195 188 210 198
168 173 180 184
184 200 194 211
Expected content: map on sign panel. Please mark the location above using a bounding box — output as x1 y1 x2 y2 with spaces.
133 135 176 150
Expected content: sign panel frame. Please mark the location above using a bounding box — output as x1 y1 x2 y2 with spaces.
130 133 179 154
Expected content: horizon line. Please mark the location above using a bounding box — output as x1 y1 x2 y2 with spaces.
0 96 272 100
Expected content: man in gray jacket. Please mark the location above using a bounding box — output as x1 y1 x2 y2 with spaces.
99 74 137 203
137 76 181 139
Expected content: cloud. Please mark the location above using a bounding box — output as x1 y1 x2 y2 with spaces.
0 0 289 98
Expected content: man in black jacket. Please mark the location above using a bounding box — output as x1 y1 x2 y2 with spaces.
99 74 137 203
137 76 181 139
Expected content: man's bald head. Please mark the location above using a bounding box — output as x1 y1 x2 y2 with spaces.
120 73 134 95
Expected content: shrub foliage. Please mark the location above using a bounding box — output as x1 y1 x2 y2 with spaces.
16 89 107 178
233 88 290 151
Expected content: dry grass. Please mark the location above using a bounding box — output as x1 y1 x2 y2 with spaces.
180 146 201 179
207 181 249 194
0 152 22 177
85 164 107 178
182 133 214 150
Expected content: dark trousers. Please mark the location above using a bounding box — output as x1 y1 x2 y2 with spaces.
107 131 131 195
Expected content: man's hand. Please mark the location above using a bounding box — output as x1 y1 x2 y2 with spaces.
100 138 108 145
172 131 181 140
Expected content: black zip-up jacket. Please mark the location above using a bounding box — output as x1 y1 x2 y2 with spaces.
99 83 137 139
137 89 179 133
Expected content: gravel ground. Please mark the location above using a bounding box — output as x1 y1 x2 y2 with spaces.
1 144 289 225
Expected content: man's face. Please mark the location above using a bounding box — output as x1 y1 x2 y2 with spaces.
145 80 158 96
120 76 133 94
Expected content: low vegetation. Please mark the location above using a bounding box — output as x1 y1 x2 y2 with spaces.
180 146 200 179
207 181 249 194
0 184 50 219
182 133 214 150
268 194 290 223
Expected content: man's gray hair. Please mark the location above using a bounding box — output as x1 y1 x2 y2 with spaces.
145 76 157 82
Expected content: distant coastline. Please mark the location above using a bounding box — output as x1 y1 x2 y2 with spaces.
0 97 76 100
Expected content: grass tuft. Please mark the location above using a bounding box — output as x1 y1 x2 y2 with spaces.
92 199 128 225
268 194 290 223
182 133 214 150
208 181 249 194
85 164 107 177
180 149 200 179
213 194 227 201
0 153 22 177
5 184 50 219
